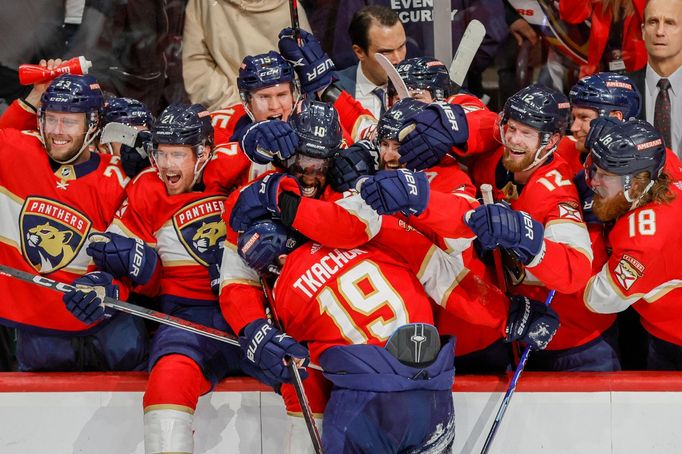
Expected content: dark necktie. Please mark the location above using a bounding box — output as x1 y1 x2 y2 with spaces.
372 87 386 116
654 78 672 149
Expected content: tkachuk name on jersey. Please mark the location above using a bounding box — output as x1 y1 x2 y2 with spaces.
173 196 227 267
293 248 368 298
20 196 92 273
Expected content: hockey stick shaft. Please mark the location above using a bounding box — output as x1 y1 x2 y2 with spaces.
0 264 240 346
289 0 302 44
480 289 556 454
480 184 507 293
260 276 324 454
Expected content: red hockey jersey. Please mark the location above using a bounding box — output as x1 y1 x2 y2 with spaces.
585 184 682 346
0 128 128 331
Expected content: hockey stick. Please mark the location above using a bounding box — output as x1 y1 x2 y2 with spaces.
449 19 486 89
289 0 302 44
480 289 556 454
480 184 507 293
374 53 410 100
433 3 454 68
0 264 240 346
260 274 323 454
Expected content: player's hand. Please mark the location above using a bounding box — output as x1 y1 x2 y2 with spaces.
359 169 430 216
239 318 310 384
506 295 559 350
62 272 118 325
241 120 299 165
86 232 158 285
207 241 224 296
24 58 64 109
120 130 151 178
464 204 545 265
229 173 302 232
328 140 378 192
398 102 469 170
278 27 335 95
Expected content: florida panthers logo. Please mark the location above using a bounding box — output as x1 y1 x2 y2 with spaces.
20 197 91 273
173 196 226 266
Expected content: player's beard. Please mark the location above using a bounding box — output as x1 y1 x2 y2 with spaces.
45 133 86 163
592 192 631 221
502 145 535 172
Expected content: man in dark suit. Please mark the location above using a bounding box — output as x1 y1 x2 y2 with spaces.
628 0 682 156
334 5 406 118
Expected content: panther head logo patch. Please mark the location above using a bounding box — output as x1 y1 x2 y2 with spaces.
20 197 91 273
173 196 226 267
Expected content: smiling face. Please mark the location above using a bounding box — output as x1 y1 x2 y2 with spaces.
42 111 90 163
153 144 206 195
246 84 295 122
285 154 329 199
502 119 543 172
587 163 631 221
379 138 402 170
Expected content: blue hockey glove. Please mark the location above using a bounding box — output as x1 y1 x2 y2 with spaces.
207 241 224 296
360 169 430 216
398 102 469 170
574 169 600 224
278 27 335 94
464 204 545 265
229 173 302 232
62 272 118 325
239 318 310 384
120 130 151 178
240 120 299 165
328 140 378 192
506 295 560 350
86 232 158 285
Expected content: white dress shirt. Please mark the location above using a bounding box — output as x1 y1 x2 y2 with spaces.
354 63 387 119
645 64 682 157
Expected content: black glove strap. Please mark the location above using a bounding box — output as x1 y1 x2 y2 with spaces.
279 191 302 227
320 83 343 104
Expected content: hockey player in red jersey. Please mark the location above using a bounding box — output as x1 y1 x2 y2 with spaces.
467 85 621 372
0 74 148 371
332 98 512 373
583 118 682 370
62 104 260 453
235 217 559 453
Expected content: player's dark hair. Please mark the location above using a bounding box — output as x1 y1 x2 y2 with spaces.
348 5 400 53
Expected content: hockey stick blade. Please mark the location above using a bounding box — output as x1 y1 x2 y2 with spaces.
480 289 557 454
449 19 486 88
0 264 240 346
375 53 410 100
433 3 454 67
100 122 139 147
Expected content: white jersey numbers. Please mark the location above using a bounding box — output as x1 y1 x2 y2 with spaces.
628 209 656 237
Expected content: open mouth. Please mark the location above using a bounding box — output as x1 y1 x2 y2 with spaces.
508 147 526 156
165 172 181 185
51 137 70 147
267 114 283 121
301 185 318 198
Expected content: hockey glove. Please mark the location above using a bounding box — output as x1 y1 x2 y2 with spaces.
207 241 225 296
87 232 158 285
574 170 600 224
464 204 545 265
239 318 310 384
506 295 560 350
278 27 335 95
240 120 299 165
62 272 118 325
120 130 151 178
328 140 378 192
398 102 469 170
229 173 302 232
360 169 430 216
